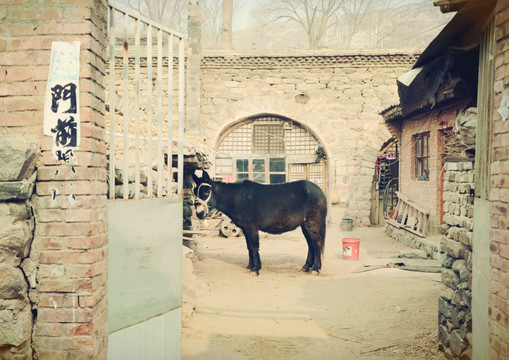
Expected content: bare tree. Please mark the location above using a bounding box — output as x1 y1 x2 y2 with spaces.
338 0 374 48
121 0 187 33
254 0 345 50
201 0 223 48
201 0 247 49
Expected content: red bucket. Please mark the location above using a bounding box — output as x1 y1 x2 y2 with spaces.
342 238 360 260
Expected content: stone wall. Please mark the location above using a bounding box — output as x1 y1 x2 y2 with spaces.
438 159 474 359
0 139 38 359
198 51 419 224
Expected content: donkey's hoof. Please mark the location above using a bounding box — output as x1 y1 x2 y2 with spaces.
250 270 259 276
300 266 310 273
311 270 320 276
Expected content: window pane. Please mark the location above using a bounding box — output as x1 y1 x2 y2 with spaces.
252 159 265 172
238 173 249 181
423 135 429 156
416 158 422 177
236 159 248 172
269 158 285 172
253 172 265 183
416 138 421 157
270 174 286 184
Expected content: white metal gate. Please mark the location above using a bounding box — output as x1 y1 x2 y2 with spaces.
105 2 185 359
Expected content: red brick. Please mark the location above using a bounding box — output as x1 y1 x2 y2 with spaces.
77 285 106 308
37 209 66 223
38 293 65 308
65 7 93 21
490 279 508 299
67 234 107 250
7 7 62 21
0 82 37 96
39 237 66 250
38 277 98 294
0 23 37 36
37 22 93 36
5 96 43 111
501 244 509 260
39 248 106 265
6 36 55 51
70 324 94 336
66 263 99 278
0 51 32 66
6 67 45 82
37 166 107 181
0 110 34 126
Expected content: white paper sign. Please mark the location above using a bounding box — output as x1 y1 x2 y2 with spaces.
44 41 81 162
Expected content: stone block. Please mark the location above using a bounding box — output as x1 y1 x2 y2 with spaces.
0 264 27 300
442 268 460 289
449 329 468 356
0 303 32 347
439 324 450 346
0 203 34 266
441 237 467 259
0 139 38 181
0 174 36 200
439 297 452 318
451 307 467 329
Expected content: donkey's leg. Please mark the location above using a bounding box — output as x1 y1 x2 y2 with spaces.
243 231 254 271
303 218 325 273
244 226 261 274
300 225 315 272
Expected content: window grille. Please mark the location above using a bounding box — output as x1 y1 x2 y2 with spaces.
253 123 284 154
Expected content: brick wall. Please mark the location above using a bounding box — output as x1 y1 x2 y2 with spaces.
0 0 109 359
398 101 468 232
490 1 509 358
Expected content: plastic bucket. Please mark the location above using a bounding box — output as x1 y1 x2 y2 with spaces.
342 238 360 260
340 217 353 231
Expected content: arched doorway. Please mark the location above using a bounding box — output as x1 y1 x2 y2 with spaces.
215 114 327 194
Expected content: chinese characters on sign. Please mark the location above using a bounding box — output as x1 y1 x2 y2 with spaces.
44 41 81 163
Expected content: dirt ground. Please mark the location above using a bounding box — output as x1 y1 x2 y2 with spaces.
182 221 446 360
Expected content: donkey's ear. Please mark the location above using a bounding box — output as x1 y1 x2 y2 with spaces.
202 171 211 181
192 171 201 185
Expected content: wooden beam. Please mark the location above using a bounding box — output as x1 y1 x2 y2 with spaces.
433 0 468 13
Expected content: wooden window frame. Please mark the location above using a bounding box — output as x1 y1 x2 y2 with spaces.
414 132 430 181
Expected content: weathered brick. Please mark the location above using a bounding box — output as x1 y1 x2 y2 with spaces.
0 110 34 126
37 22 93 36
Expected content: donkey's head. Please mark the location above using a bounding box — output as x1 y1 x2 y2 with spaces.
192 171 216 219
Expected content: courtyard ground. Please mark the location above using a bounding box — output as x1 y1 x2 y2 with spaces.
182 220 446 360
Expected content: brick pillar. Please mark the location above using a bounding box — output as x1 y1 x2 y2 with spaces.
490 1 509 359
0 0 109 358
